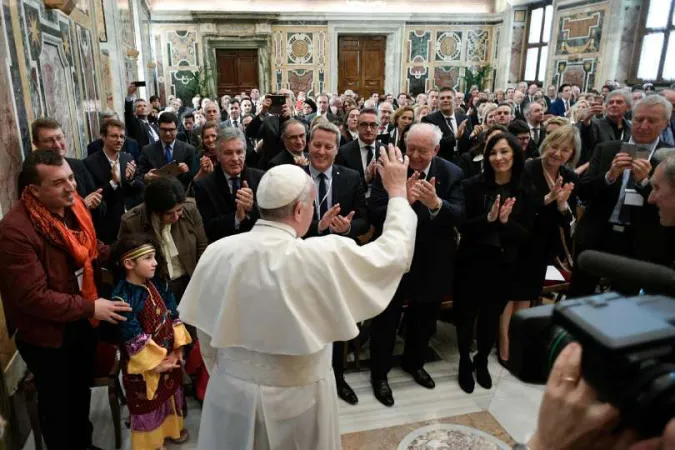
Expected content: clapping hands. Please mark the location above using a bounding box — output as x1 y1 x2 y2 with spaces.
487 195 517 224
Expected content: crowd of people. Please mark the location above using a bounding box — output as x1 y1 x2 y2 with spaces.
2 76 675 449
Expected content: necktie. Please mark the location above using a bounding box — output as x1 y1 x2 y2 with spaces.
231 176 240 199
164 144 172 164
318 173 328 220
233 120 238 128
365 145 374 166
145 122 158 143
532 128 540 144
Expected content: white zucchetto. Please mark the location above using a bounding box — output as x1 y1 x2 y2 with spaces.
257 164 310 209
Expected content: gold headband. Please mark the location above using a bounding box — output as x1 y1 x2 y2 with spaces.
120 244 155 263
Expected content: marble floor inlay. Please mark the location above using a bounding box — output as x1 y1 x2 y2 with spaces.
22 322 544 449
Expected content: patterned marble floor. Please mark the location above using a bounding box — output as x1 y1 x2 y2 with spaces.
22 322 544 449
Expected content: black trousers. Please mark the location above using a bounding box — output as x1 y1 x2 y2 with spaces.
453 248 510 360
17 320 97 450
569 226 640 298
332 341 347 379
369 287 440 380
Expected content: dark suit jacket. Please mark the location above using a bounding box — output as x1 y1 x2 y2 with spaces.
550 98 567 117
176 130 197 148
369 157 465 302
336 139 381 191
118 199 208 277
340 129 355 147
87 138 140 162
576 140 668 264
193 166 265 243
246 114 292 169
66 157 97 200
124 99 157 148
513 103 526 122
303 164 369 240
84 151 143 244
136 140 198 190
421 110 467 161
579 117 631 167
268 150 304 170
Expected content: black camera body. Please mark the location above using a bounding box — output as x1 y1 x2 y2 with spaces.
509 250 675 438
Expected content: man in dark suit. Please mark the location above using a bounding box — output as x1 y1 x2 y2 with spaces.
86 112 140 161
513 90 526 121
522 83 539 106
301 122 370 405
368 123 465 407
177 111 198 147
376 102 395 145
304 94 330 123
570 95 673 298
336 108 380 192
246 89 301 169
267 119 308 169
124 83 159 148
523 101 546 153
421 87 467 161
29 118 102 211
194 127 265 243
579 89 632 161
136 111 198 190
84 119 143 243
550 84 572 117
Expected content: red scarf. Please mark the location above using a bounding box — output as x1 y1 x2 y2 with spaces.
22 190 100 325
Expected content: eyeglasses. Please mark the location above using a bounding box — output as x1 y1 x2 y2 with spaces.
358 122 378 129
159 127 177 133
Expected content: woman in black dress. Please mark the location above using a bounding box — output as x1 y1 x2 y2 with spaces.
498 125 580 363
454 133 534 394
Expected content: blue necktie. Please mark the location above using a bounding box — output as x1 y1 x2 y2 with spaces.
231 176 240 199
164 144 172 164
318 173 328 219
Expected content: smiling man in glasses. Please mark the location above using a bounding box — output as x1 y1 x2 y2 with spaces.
335 108 382 195
136 111 198 190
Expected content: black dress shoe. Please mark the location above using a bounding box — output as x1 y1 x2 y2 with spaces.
473 354 492 389
458 357 475 394
371 379 394 407
336 378 359 405
402 366 435 389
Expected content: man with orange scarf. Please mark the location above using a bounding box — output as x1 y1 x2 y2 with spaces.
0 150 133 450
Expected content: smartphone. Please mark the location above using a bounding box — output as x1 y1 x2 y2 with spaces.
267 94 286 115
133 81 146 87
620 143 639 159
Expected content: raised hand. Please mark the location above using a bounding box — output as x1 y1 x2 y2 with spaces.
365 159 377 184
376 143 409 199
607 153 633 183
259 97 271 115
631 158 652 183
546 176 563 205
487 195 500 222
125 161 136 180
111 161 121 184
200 156 213 173
499 197 517 224
329 210 355 235
318 204 341 232
144 168 159 182
235 181 254 220
154 354 181 373
406 171 421 205
84 188 103 210
412 177 441 210
178 162 189 174
457 119 469 137
557 182 575 211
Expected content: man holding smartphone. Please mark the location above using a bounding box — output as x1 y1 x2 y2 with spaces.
571 95 673 297
245 89 308 169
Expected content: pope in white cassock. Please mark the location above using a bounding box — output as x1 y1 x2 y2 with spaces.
177 145 417 450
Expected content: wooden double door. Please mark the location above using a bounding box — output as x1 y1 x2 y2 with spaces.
216 49 258 96
338 35 386 98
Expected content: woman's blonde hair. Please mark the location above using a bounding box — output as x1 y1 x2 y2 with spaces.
544 116 570 131
540 125 581 168
570 99 590 124
481 103 498 124
414 105 430 121
392 106 415 128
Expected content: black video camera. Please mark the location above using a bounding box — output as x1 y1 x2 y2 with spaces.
509 250 675 438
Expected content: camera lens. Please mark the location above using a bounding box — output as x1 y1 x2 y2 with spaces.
544 325 576 376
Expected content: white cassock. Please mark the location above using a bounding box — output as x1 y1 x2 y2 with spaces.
178 197 417 450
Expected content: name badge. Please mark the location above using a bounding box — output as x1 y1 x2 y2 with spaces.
624 189 644 207
75 268 84 291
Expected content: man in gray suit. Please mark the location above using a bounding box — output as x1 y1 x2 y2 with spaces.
220 100 244 130
136 111 198 190
579 89 632 164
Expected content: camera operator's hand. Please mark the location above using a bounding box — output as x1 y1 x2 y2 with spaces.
259 97 271 116
529 342 622 450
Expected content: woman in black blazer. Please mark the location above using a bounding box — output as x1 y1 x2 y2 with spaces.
454 133 534 394
389 106 415 149
499 126 580 362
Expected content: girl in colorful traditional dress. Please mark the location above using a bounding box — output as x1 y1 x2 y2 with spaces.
111 235 192 450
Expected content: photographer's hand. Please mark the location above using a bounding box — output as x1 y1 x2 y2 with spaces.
529 342 622 450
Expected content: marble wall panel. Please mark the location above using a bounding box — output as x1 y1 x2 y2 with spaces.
404 25 494 93
138 3 153 95
509 8 527 84
117 0 134 49
168 30 198 67
155 34 166 101
271 25 328 95
547 2 609 89
100 49 115 108
76 23 100 142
